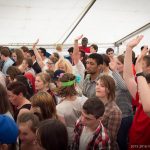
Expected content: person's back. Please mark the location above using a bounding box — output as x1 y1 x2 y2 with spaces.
36 119 68 150
1 47 14 75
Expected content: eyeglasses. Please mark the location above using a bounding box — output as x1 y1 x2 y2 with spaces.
47 62 54 65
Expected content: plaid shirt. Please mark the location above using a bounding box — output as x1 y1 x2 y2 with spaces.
71 119 110 150
102 101 122 150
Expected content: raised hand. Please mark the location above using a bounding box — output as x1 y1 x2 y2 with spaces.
75 34 83 41
33 38 39 49
127 35 143 49
109 59 117 71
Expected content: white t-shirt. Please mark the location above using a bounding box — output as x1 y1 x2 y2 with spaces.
79 126 94 150
56 95 87 145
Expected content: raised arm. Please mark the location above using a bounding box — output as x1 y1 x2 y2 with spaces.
73 35 83 65
123 35 143 99
109 59 127 90
135 48 150 116
32 39 45 69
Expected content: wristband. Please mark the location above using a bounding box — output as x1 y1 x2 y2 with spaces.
136 72 145 77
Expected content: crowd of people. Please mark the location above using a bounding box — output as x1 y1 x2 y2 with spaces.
0 35 150 150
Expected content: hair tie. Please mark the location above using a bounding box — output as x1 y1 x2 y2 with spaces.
75 75 81 83
61 80 75 87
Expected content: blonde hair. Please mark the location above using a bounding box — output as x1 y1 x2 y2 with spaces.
55 58 73 74
56 44 62 52
36 72 51 88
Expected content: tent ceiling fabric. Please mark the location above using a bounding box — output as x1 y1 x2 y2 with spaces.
0 0 150 45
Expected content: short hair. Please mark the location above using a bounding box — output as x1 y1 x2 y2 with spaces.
98 75 116 101
88 53 103 65
39 47 46 56
0 47 11 57
27 50 35 57
15 75 33 98
82 37 88 43
56 44 62 52
6 66 22 80
143 55 150 67
21 46 29 53
106 48 114 54
91 44 98 52
83 97 105 119
68 47 74 53
7 81 27 97
102 54 110 67
36 119 68 150
18 112 40 133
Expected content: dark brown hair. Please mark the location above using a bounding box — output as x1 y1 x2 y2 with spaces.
36 119 68 150
7 81 27 97
57 73 77 97
0 83 12 115
6 66 22 80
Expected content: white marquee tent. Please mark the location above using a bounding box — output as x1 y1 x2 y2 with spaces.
0 0 150 54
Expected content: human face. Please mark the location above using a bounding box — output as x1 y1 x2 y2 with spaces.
81 110 97 128
19 121 36 144
90 46 96 53
7 90 18 106
96 80 107 99
86 58 99 74
38 50 43 57
22 60 28 69
35 76 45 91
82 38 88 47
12 52 17 62
107 51 114 59
116 59 124 73
26 53 32 59
47 60 54 71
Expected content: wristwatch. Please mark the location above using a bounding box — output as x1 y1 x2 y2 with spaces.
136 72 145 77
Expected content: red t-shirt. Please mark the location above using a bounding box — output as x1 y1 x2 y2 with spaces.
79 46 90 53
128 93 150 150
